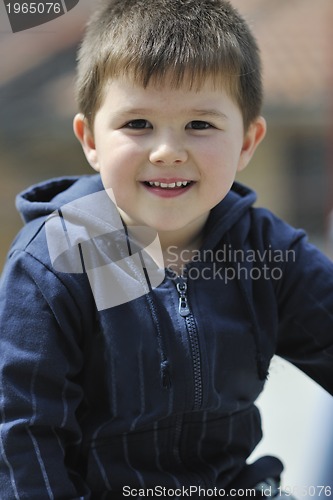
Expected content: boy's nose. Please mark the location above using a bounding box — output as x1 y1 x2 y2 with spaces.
149 134 188 165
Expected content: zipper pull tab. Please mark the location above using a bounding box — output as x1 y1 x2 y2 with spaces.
176 279 190 317
160 360 172 389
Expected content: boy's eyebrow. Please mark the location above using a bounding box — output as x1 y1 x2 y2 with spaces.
117 108 228 120
190 109 229 120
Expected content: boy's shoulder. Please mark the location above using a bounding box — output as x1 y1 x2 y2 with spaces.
1 175 104 315
1 175 102 337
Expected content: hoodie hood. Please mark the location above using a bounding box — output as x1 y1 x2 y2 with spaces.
16 175 105 224
202 181 257 250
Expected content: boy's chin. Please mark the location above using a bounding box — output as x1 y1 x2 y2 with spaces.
141 217 195 233
119 211 188 232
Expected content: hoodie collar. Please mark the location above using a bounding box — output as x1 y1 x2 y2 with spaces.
201 181 256 251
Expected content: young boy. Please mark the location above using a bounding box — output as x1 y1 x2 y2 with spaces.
0 0 332 498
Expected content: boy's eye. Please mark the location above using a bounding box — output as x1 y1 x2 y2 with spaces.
187 121 213 130
124 119 151 129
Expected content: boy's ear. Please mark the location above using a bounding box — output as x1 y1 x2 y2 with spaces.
237 116 266 172
73 113 100 171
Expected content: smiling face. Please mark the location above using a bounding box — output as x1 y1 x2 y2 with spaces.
74 77 266 249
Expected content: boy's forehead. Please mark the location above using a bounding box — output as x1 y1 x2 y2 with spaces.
102 74 235 106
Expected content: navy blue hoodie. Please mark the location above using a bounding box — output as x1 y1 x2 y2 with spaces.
0 175 333 499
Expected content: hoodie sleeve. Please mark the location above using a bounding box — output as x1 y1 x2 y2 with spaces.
275 228 333 395
0 249 91 499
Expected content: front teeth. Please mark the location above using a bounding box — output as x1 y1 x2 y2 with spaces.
148 181 191 188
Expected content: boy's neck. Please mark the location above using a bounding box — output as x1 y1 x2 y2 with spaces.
122 211 210 275
158 212 209 274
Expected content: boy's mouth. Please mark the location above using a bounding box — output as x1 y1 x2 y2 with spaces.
141 179 195 198
143 180 193 190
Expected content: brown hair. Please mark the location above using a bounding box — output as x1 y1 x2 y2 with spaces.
75 0 263 129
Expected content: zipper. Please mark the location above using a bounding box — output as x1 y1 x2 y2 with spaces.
174 270 203 411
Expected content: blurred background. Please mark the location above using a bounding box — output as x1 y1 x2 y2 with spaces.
0 0 332 494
